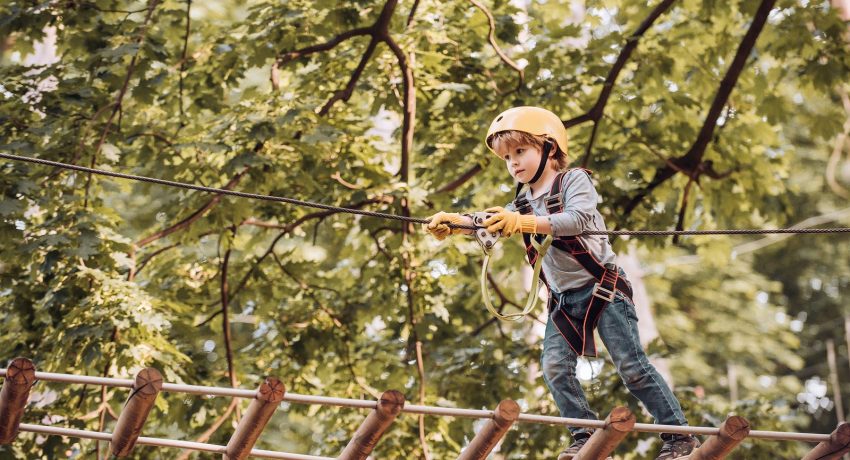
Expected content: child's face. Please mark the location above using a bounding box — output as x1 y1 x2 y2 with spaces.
496 142 544 183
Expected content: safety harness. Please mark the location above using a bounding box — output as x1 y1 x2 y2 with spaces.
514 169 634 357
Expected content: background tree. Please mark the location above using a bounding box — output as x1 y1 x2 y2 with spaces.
1 1 849 459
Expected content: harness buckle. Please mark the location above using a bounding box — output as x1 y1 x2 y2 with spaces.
591 283 617 303
592 266 620 302
467 211 501 252
544 193 564 214
513 197 533 215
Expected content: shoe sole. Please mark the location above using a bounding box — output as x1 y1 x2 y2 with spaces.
558 454 613 460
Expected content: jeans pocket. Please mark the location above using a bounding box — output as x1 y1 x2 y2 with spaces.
620 296 639 323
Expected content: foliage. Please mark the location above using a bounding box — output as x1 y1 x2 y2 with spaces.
0 0 848 458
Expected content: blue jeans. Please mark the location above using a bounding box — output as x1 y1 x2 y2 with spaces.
541 275 688 437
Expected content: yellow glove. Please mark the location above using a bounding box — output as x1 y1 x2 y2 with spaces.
482 207 537 238
425 211 466 240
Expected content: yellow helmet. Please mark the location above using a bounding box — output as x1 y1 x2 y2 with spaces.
485 106 568 157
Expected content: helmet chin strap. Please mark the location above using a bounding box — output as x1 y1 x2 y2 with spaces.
514 141 553 198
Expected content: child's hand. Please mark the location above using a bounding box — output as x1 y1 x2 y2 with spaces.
483 207 537 237
425 212 466 240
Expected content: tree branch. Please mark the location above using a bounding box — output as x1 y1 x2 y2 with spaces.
552 0 677 167
95 360 111 460
124 130 174 146
220 241 238 389
621 0 777 219
826 89 850 199
415 339 431 460
84 0 161 208
65 102 115 176
385 36 416 182
580 118 603 168
435 164 483 194
277 27 373 64
272 254 383 399
469 0 524 93
391 23 426 450
94 327 119 459
135 166 249 248
602 114 693 176
80 2 148 16
407 0 420 27
330 171 363 189
196 197 394 327
276 0 415 171
487 272 523 310
318 37 380 116
672 177 694 245
279 0 413 155
369 229 392 260
272 253 345 329
564 0 676 129
133 242 179 278
175 399 238 460
342 344 382 399
178 0 191 129
278 1 403 116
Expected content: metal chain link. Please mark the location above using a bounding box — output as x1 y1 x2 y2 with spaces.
3 152 850 236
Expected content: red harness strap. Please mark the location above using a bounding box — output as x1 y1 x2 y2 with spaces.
515 170 633 357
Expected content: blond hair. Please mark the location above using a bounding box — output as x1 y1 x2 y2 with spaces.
487 130 568 171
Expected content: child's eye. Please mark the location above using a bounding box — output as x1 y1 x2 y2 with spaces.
516 148 525 154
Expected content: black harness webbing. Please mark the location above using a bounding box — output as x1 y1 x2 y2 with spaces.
515 170 633 357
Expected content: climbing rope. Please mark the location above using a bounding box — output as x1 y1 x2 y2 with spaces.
480 232 553 321
3 152 850 237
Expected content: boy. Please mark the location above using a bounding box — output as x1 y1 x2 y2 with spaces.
426 106 699 460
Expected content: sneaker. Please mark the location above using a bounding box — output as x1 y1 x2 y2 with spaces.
558 433 613 460
655 434 700 460
557 434 588 460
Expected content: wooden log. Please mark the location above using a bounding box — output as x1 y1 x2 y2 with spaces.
803 422 850 460
223 377 285 460
689 415 749 460
338 390 405 460
457 399 520 460
575 406 635 460
0 357 36 444
110 367 163 457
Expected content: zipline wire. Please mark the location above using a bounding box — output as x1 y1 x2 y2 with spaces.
1 152 441 226
3 152 850 237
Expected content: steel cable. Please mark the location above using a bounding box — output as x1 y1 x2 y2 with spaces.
3 152 850 236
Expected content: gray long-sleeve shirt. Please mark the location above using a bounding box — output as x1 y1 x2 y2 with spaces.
506 169 617 292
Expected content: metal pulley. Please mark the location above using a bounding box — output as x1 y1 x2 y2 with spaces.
469 212 500 251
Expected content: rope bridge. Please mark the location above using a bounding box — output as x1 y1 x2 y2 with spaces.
2 359 849 459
